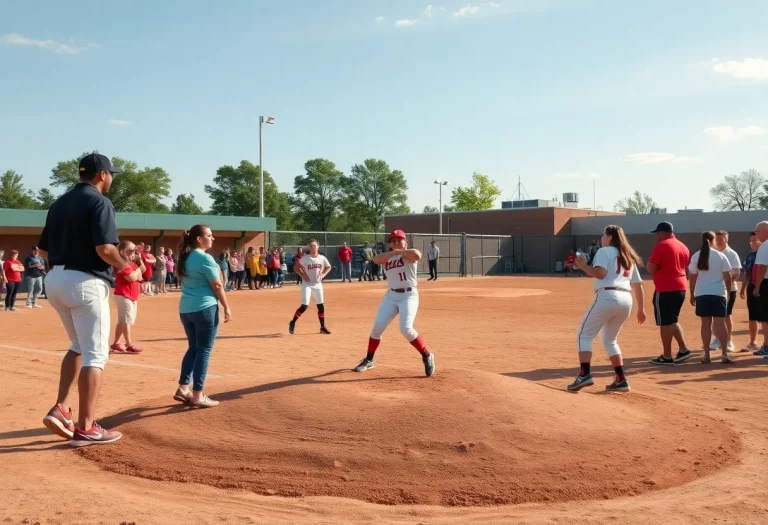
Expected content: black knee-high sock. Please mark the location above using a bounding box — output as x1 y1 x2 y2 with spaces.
317 303 326 328
614 365 625 382
292 304 308 323
580 362 591 376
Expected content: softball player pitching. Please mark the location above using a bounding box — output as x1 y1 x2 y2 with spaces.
289 240 332 335
352 229 435 377
568 225 646 393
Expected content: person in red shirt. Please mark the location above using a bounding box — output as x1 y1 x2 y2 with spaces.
140 243 156 296
3 249 25 311
564 250 577 277
338 242 353 282
112 241 146 354
647 222 692 365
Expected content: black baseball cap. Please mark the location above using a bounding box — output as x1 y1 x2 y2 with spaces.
651 221 673 233
78 153 123 179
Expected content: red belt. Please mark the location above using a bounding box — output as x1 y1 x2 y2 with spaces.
391 288 413 293
600 287 630 293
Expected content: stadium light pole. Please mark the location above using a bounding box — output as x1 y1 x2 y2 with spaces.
434 179 450 234
259 116 276 218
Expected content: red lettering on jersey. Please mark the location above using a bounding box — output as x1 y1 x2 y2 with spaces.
616 259 630 277
306 263 323 270
384 258 405 271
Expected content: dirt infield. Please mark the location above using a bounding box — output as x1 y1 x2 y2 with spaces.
2 276 768 524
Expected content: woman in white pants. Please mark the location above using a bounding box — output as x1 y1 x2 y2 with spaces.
568 225 646 393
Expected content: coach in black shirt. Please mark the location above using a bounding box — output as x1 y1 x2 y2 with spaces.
40 153 127 447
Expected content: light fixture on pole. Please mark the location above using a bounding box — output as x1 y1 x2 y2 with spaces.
433 179 450 234
259 116 276 218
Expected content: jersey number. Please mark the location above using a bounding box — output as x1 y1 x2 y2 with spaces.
398 272 406 281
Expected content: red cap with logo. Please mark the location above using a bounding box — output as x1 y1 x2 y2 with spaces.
388 229 407 242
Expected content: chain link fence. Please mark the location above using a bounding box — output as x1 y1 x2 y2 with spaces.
266 231 515 280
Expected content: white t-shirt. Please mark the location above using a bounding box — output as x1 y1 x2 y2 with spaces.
755 241 768 266
299 254 329 286
591 246 641 291
427 246 440 261
688 249 732 297
718 246 741 292
383 253 419 289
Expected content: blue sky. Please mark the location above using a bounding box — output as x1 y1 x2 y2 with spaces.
2 0 768 216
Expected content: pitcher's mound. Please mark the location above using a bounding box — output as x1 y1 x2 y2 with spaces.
80 368 739 506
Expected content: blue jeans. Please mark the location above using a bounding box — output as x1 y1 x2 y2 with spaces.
179 305 219 391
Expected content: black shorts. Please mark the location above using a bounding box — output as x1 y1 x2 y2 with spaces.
695 295 727 318
746 284 766 322
726 290 737 316
653 290 686 326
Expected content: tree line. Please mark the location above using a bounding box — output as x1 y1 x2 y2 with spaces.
0 153 502 231
614 169 767 214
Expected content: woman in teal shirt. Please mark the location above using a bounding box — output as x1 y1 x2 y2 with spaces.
173 225 232 408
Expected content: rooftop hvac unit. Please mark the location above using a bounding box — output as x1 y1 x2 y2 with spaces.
501 201 513 209
651 207 667 214
563 192 579 208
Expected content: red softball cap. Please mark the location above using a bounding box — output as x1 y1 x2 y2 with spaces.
388 229 407 241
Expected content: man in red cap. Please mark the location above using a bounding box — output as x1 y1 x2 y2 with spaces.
352 229 435 377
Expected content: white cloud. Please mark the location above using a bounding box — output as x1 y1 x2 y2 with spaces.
454 4 480 17
1 32 97 55
712 58 768 80
394 19 419 27
107 119 133 127
425 5 434 16
622 153 703 165
553 172 600 179
374 16 386 23
703 125 765 142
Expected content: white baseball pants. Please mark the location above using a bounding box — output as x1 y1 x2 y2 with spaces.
301 283 324 305
45 267 111 369
577 290 632 357
370 290 419 341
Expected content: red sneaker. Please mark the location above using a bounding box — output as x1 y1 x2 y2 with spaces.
70 423 122 447
125 345 143 354
110 343 127 353
42 405 75 439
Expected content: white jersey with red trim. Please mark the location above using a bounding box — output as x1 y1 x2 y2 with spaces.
300 254 329 286
383 253 418 289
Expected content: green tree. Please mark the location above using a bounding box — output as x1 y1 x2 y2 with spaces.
614 191 657 215
423 205 439 213
171 193 205 215
343 159 410 231
50 153 172 212
291 158 346 231
36 188 57 209
710 170 766 211
204 160 294 229
450 172 501 211
0 170 37 209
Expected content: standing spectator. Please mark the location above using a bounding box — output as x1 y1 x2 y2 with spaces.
374 242 385 280
173 225 231 408
0 249 6 302
258 247 269 288
588 241 599 265
40 152 125 446
564 250 577 277
427 240 440 281
141 244 156 296
249 248 261 290
269 247 281 288
360 242 374 281
24 245 46 308
236 251 246 290
338 242 353 282
112 241 145 354
166 248 177 289
711 231 741 352
740 232 764 353
278 246 287 286
647 222 693 366
245 247 256 289
752 221 768 361
218 251 230 291
689 231 734 364
3 250 24 311
154 247 168 295
227 250 239 290
294 247 304 285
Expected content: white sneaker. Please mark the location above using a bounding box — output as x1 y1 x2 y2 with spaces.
26 304 33 309
33 304 42 309
710 338 721 350
726 341 735 353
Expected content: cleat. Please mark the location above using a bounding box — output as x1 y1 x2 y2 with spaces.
567 373 594 392
353 358 375 373
288 321 295 335
320 327 331 335
422 352 435 377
